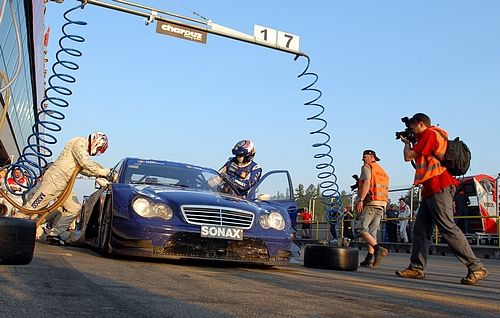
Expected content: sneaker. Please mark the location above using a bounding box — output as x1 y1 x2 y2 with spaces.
372 247 388 267
461 267 488 285
360 253 374 267
395 267 425 279
45 235 66 246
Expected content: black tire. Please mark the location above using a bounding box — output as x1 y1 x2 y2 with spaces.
303 244 358 271
98 200 112 255
0 217 36 265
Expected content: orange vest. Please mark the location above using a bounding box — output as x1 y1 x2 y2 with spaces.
413 126 447 185
358 162 389 202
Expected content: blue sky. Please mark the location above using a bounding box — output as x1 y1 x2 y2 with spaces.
43 1 500 201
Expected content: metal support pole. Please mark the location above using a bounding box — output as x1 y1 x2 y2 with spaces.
80 0 308 57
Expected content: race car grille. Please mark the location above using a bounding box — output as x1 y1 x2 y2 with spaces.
161 232 270 262
181 205 254 229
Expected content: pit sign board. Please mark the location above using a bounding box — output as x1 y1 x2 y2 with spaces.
254 25 300 52
156 20 207 44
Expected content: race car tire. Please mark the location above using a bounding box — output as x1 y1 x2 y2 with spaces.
0 217 36 265
303 244 358 271
98 199 112 255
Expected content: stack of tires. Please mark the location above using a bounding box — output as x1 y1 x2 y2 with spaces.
304 244 358 271
0 217 36 265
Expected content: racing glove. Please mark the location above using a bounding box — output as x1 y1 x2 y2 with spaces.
96 177 110 188
99 168 111 177
208 176 223 187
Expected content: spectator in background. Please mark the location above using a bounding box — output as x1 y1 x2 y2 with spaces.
398 198 411 243
454 187 470 234
343 206 354 240
298 207 312 239
6 167 28 194
1 167 28 217
385 204 399 243
329 222 338 243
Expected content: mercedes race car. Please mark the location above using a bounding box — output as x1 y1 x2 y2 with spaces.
71 158 298 264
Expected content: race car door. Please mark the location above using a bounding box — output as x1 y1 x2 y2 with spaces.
247 170 297 224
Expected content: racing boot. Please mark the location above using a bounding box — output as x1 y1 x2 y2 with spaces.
45 235 66 246
360 253 374 267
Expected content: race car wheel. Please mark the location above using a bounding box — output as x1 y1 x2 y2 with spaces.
98 200 112 255
0 217 36 265
303 244 358 271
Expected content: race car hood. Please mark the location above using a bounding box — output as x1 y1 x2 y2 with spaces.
128 184 265 212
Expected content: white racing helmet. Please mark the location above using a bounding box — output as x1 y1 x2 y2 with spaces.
88 132 109 156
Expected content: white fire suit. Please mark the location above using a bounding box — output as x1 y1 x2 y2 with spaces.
23 136 110 237
399 203 411 243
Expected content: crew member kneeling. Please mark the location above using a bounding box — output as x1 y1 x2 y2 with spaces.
21 132 111 245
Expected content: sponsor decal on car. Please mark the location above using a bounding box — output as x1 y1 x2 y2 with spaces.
201 225 243 240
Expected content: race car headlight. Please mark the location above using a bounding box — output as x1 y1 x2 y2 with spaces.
259 211 285 230
132 196 173 220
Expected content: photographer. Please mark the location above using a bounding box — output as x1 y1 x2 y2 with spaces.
395 113 487 285
355 150 389 268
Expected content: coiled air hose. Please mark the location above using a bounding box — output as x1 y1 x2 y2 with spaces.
13 3 88 191
0 3 87 225
295 55 344 226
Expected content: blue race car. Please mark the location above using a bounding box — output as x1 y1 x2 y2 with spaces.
72 158 297 264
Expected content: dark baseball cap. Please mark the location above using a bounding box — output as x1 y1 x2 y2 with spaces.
363 149 380 161
409 113 431 125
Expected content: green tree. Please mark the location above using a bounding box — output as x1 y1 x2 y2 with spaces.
295 184 305 198
294 183 309 210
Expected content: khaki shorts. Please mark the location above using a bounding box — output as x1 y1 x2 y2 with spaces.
354 205 384 238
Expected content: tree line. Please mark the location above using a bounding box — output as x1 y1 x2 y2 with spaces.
293 183 419 222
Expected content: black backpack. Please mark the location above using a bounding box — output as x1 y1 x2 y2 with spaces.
436 137 471 176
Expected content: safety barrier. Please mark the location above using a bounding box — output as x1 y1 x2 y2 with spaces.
298 179 499 247
297 214 500 249
433 215 500 248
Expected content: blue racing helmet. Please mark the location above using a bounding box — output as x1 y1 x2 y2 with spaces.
232 140 256 163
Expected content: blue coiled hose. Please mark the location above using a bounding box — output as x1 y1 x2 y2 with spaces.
295 55 343 225
2 3 87 195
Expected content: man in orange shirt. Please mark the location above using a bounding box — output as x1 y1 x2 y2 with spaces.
298 208 312 239
395 113 487 285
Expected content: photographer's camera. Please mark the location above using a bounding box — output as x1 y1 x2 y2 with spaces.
395 116 416 143
350 174 359 191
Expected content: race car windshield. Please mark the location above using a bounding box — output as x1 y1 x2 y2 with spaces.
123 161 219 192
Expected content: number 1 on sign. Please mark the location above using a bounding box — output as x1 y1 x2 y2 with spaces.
254 25 277 44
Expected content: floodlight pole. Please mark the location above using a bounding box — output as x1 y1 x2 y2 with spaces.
80 0 308 58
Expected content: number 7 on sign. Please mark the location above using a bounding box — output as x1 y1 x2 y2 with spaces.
277 31 299 51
